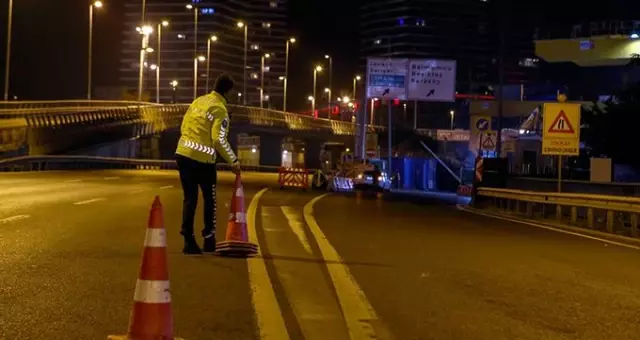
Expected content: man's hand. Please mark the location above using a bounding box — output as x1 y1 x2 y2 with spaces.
231 162 241 175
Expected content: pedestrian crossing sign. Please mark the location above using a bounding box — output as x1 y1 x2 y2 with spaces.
542 102 581 156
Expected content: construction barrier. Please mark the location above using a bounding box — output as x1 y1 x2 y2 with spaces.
278 167 309 190
457 184 473 197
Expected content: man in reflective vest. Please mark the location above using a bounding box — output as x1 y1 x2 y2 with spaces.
175 74 241 255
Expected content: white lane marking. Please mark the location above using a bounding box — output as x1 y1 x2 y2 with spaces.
458 206 640 251
281 206 313 254
64 179 82 183
159 185 174 190
0 215 30 224
104 177 120 180
303 194 389 339
129 188 148 194
247 188 291 340
73 198 106 205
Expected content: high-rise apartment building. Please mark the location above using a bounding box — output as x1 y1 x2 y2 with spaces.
120 0 288 106
359 0 543 93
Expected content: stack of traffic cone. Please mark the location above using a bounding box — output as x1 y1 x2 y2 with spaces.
216 174 258 257
108 196 184 340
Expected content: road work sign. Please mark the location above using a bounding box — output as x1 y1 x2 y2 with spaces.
542 102 581 156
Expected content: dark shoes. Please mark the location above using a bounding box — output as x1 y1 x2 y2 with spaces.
182 235 202 255
182 234 216 255
202 234 216 253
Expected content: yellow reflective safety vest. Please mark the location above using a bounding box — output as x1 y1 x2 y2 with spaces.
175 91 238 164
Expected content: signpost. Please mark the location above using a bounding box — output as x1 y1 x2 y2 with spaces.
366 58 408 99
470 115 491 157
542 98 581 192
407 59 457 102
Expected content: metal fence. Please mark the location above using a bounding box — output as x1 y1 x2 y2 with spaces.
476 187 640 238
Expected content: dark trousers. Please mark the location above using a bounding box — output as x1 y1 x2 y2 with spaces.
175 155 218 238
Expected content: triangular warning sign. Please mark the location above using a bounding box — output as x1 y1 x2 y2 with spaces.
548 110 575 134
482 135 495 149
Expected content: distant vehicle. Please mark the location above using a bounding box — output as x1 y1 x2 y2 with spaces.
353 169 391 192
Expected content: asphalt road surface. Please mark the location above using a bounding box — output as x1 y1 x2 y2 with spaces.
1 170 639 340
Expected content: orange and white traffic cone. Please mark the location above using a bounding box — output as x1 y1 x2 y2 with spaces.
108 196 184 340
216 174 258 257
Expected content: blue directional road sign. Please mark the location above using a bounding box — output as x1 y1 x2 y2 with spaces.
476 118 490 131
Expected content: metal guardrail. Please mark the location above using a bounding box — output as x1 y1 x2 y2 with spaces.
0 155 283 173
476 187 640 238
506 177 640 197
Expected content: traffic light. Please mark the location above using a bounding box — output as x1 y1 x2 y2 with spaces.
353 102 359 110
332 106 340 115
313 109 318 119
393 98 400 106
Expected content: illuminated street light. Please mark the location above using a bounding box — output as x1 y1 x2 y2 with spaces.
308 96 314 101
315 65 323 72
145 47 154 53
87 0 104 99
185 4 193 9
324 88 330 93
149 64 157 70
342 96 350 103
279 76 285 81
237 21 248 103
170 80 178 87
141 25 153 35
162 20 169 27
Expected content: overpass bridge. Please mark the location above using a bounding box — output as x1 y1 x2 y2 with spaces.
0 100 456 169
0 100 392 168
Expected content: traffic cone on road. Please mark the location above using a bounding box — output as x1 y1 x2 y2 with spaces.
216 174 258 257
108 196 184 340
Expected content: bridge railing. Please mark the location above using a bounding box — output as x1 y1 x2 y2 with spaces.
0 155 283 173
476 187 640 239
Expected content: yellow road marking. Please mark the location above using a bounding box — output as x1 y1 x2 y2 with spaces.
247 188 291 340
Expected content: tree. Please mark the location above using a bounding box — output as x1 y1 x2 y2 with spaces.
581 82 640 168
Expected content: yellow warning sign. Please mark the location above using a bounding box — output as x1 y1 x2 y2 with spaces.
542 102 581 156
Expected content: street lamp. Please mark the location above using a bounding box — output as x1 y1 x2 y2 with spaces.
353 75 361 99
312 65 322 118
284 37 296 111
260 53 270 108
87 0 103 100
237 21 248 104
324 88 331 119
170 80 178 103
206 35 218 93
138 25 154 102
153 20 169 103
150 64 159 103
193 55 206 99
449 110 455 130
324 54 333 97
3 0 13 100
308 95 315 116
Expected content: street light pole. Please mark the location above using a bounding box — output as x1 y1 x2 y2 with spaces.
137 26 153 102
312 66 322 117
324 88 331 119
284 37 295 111
260 53 270 109
156 21 168 103
88 2 100 100
450 110 455 130
151 64 159 103
3 0 14 101
193 56 205 99
206 35 217 93
236 22 248 104
325 55 333 96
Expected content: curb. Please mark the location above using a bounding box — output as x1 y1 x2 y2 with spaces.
458 205 640 250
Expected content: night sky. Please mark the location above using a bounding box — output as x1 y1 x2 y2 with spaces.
0 0 637 108
0 0 359 111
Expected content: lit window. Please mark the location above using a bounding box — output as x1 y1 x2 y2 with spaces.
263 66 270 72
398 18 405 26
269 1 277 8
177 34 186 39
262 22 271 28
416 19 425 26
374 39 381 45
200 8 215 15
251 44 260 50
251 73 258 79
